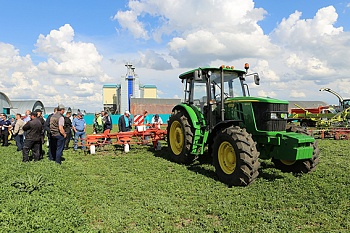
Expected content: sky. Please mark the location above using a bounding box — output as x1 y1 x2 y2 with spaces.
1 0 350 112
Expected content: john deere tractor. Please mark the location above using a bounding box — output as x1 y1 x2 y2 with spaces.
167 64 319 186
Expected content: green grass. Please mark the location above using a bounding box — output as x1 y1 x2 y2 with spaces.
0 130 349 232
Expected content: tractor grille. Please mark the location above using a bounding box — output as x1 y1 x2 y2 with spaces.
252 102 288 131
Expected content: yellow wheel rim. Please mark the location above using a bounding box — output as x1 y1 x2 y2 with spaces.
218 141 236 174
280 160 296 165
169 120 184 155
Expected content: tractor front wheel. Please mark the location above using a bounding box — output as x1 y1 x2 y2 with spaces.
212 126 260 186
167 110 195 164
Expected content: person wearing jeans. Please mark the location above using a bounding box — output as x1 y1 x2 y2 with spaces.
50 135 65 163
72 112 86 151
13 113 25 151
49 104 67 164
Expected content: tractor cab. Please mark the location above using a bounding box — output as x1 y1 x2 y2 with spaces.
179 65 259 128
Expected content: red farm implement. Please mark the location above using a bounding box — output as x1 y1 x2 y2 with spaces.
86 124 167 154
308 128 350 140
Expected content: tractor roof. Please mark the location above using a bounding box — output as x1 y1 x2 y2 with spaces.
179 67 246 80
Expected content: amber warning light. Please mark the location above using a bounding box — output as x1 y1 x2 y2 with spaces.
220 65 235 69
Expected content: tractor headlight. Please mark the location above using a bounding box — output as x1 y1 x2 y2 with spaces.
270 113 278 119
268 112 288 120
280 113 288 120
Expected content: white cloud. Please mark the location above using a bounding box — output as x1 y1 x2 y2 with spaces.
32 24 112 110
255 60 279 82
35 24 105 77
138 50 172 70
0 24 112 112
113 10 149 39
257 90 277 98
1 2 350 112
271 6 343 45
111 1 350 106
289 90 306 98
114 0 277 68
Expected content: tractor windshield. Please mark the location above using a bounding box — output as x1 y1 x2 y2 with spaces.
210 70 244 100
181 67 246 107
191 71 244 105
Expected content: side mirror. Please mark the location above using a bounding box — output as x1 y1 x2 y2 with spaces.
194 69 202 81
254 74 260 85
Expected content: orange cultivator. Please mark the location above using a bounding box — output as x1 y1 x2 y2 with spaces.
309 128 350 140
86 124 167 154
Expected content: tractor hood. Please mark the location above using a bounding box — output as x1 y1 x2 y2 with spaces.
225 96 289 104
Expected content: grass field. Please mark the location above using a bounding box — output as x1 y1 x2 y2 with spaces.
0 127 349 232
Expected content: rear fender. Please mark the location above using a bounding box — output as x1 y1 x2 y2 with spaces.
171 104 208 154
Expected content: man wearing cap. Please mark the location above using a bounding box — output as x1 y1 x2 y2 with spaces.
22 111 43 162
72 112 86 151
13 113 25 151
151 114 163 129
118 111 132 132
49 104 66 164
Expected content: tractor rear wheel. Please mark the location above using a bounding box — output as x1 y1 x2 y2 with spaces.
272 124 320 173
212 126 260 186
167 110 195 164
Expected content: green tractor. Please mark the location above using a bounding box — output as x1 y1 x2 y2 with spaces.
167 64 319 186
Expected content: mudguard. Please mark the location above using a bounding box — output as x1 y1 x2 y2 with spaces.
172 104 208 155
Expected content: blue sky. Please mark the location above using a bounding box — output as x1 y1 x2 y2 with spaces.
0 0 350 112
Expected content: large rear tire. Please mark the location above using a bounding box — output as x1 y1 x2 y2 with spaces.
272 124 320 173
167 110 195 164
212 126 260 186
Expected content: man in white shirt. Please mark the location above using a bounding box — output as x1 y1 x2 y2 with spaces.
151 114 163 129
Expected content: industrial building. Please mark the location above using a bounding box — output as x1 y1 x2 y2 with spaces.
102 63 175 114
0 90 83 116
10 100 46 115
0 92 12 114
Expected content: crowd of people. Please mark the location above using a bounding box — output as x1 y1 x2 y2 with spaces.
1 108 164 164
0 105 86 165
116 110 163 132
